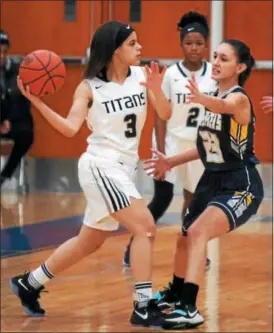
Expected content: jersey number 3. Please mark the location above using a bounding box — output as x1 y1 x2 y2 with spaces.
124 114 137 138
186 107 200 127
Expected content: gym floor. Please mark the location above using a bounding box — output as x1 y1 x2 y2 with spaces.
1 187 272 332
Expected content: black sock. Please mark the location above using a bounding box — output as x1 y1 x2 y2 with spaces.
181 282 199 306
172 275 185 295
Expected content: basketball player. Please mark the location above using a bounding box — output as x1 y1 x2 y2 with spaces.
123 12 217 271
9 21 171 328
145 39 264 329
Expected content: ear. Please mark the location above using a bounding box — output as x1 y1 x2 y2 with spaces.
237 63 247 75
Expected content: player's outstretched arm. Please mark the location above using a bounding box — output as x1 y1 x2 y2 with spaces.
17 78 91 137
185 72 251 125
144 147 199 179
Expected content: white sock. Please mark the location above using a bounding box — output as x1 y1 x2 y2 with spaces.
28 262 55 289
135 281 152 307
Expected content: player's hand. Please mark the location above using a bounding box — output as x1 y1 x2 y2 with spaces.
185 72 204 104
144 149 171 180
260 96 273 114
140 61 167 94
17 76 40 103
0 120 11 134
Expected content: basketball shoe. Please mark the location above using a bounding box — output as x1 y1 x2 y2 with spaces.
9 272 46 317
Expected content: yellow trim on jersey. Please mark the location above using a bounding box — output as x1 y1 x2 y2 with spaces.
230 118 238 141
240 124 248 142
230 119 248 143
245 193 253 206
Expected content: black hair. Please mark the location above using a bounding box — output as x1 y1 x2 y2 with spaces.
84 21 134 80
222 39 255 86
177 11 209 41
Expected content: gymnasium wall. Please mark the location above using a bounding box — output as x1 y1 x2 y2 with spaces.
2 0 273 161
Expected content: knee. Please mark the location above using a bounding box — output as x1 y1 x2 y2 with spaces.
187 225 206 243
148 185 174 220
155 181 173 203
133 213 156 238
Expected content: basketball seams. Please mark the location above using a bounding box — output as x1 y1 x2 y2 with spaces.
20 60 64 86
48 51 57 93
19 50 65 96
20 59 63 72
33 51 56 94
40 75 65 96
32 51 51 76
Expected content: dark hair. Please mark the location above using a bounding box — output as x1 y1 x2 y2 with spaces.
84 21 133 79
177 11 209 41
222 39 255 86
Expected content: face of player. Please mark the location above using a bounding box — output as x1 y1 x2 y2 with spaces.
212 43 247 83
0 44 9 68
114 31 142 66
181 32 207 64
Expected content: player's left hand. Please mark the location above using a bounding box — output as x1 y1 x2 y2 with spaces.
185 72 204 104
140 61 167 94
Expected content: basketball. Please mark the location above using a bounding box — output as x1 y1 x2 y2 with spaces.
19 50 66 97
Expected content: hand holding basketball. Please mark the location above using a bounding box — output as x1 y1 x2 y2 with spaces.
19 49 66 98
17 76 39 103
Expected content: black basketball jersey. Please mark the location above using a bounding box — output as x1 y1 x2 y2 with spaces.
196 86 259 171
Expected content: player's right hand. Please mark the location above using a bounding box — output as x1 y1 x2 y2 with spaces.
17 76 40 103
144 149 171 180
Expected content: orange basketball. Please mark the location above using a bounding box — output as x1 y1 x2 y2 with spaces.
19 50 66 97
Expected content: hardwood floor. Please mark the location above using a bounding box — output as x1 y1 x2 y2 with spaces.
1 194 272 332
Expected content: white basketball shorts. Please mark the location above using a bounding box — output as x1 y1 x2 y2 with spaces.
78 152 142 231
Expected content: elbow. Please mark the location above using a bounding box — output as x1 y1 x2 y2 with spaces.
64 132 76 138
65 131 77 138
63 127 78 138
159 107 172 121
161 114 171 121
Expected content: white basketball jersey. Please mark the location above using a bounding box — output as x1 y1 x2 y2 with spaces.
162 61 217 141
85 66 147 165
